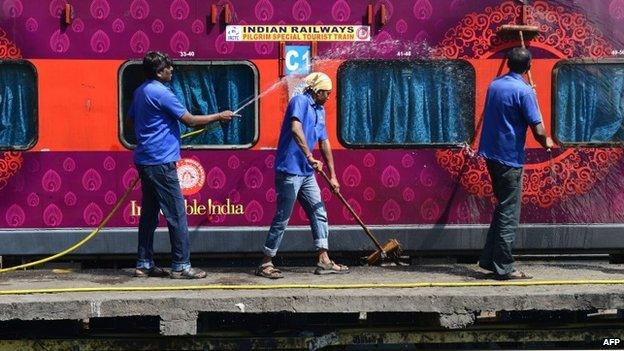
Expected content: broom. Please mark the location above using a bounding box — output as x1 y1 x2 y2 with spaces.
317 169 402 265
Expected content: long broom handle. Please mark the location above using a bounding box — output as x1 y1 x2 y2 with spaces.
317 169 385 251
518 30 535 88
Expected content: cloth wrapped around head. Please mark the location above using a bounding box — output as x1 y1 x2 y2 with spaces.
304 72 332 92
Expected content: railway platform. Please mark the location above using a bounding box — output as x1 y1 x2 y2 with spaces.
1 259 624 349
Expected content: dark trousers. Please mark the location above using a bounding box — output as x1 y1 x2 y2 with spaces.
479 159 523 275
136 162 191 271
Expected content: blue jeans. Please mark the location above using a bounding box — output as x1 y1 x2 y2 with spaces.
136 162 191 272
479 159 523 275
263 172 329 257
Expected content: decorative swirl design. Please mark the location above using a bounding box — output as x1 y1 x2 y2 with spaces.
363 153 375 168
207 166 226 189
3 0 23 18
103 156 116 171
6 204 25 227
90 0 110 20
610 0 624 19
381 165 400 188
122 168 139 189
0 151 23 190
90 29 111 53
43 204 63 227
363 187 376 201
244 166 264 189
25 17 38 32
130 30 150 54
50 29 70 53
264 154 275 169
255 0 274 22
151 19 164 34
292 0 312 22
395 19 408 34
64 191 77 206
420 198 440 221
104 190 117 205
331 0 350 22
254 41 274 55
71 18 84 33
227 155 240 169
382 199 401 222
123 203 139 225
403 187 415 202
191 19 204 34
170 0 190 20
244 200 264 223
265 187 276 203
413 0 433 20
112 18 125 33
434 0 619 208
82 168 103 191
42 169 62 192
419 166 436 187
169 30 190 52
130 0 150 20
27 192 39 207
49 0 65 17
401 154 414 168
83 202 103 226
435 0 613 59
341 164 361 187
215 33 234 54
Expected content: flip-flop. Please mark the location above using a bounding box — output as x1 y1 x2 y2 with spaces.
255 263 284 279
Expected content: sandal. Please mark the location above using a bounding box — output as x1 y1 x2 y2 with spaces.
255 262 284 279
493 270 532 280
314 260 349 275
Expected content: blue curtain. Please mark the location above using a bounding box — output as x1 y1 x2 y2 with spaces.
0 64 36 149
339 61 474 146
168 65 256 146
556 64 624 143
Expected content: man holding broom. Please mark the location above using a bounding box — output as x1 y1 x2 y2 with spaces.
478 47 554 280
256 72 349 279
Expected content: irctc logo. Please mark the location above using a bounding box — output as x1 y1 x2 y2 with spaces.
176 158 205 196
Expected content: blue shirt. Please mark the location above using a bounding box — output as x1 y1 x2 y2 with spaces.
128 80 188 165
275 92 329 176
478 72 542 168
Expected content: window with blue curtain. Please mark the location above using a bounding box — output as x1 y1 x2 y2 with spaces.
0 61 37 150
554 61 624 144
120 61 258 148
338 60 474 147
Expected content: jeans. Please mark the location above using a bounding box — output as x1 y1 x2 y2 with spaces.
136 162 191 272
479 159 523 276
263 172 329 257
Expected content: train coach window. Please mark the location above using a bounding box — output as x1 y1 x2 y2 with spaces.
554 60 624 145
119 61 258 149
337 60 475 147
0 61 37 150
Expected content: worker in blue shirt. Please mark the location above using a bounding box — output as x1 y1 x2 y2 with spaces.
257 72 349 279
478 47 554 280
129 51 235 279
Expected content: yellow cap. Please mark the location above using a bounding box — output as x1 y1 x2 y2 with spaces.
304 72 332 92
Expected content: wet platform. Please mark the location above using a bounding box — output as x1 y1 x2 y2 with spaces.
1 259 624 349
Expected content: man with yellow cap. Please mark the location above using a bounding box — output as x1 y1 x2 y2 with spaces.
257 72 349 279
